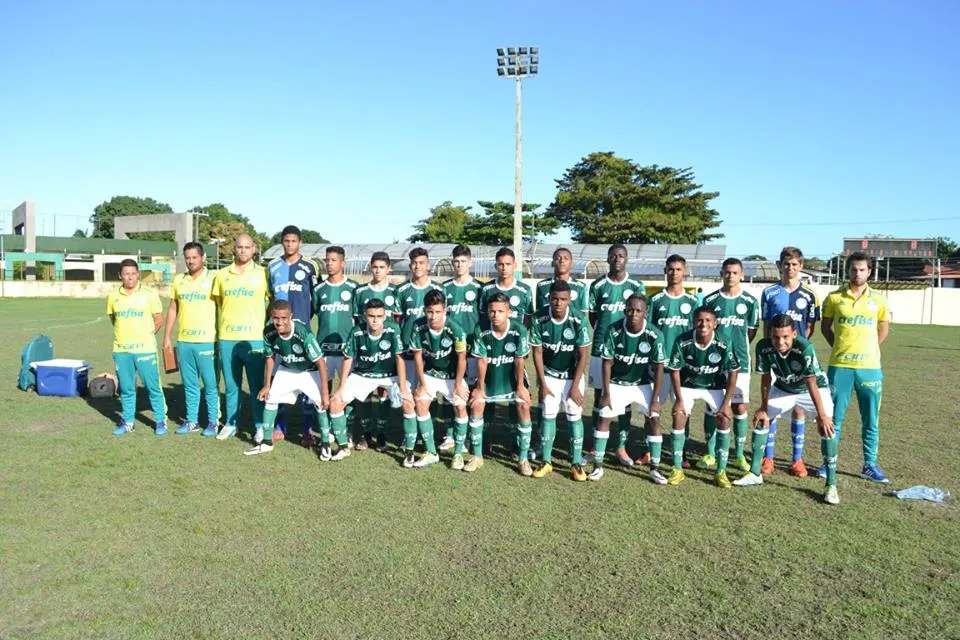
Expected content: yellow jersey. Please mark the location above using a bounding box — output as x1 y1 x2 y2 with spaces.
822 286 888 369
172 269 217 343
212 263 270 341
106 284 162 353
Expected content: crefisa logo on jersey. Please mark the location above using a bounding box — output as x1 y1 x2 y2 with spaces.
708 352 722 364
379 339 391 351
680 303 692 314
504 342 517 353
465 290 477 302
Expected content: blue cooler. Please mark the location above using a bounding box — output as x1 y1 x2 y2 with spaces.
34 359 91 397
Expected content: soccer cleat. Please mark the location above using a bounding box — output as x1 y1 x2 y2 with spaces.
402 451 417 468
696 455 716 471
462 456 484 473
376 433 388 453
347 435 355 450
216 425 237 440
328 432 336 445
681 459 691 469
244 442 274 456
760 457 775 476
154 422 168 436
300 431 314 449
112 422 135 436
331 447 351 461
587 466 604 481
860 464 889 484
823 485 840 505
581 451 595 465
318 444 332 462
616 449 634 467
202 423 218 437
791 459 809 478
714 470 732 489
732 456 751 473
518 459 533 477
273 429 285 442
355 435 369 451
414 452 441 468
816 464 827 479
438 436 456 452
451 454 465 471
733 472 764 487
650 468 668 485
253 427 264 445
175 422 200 435
667 469 686 486
635 451 651 466
570 464 587 482
532 463 553 479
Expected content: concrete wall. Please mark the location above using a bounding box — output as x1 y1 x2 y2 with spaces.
113 212 194 274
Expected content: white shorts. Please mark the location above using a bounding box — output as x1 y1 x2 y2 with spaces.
767 386 833 422
416 374 466 406
598 383 656 419
678 387 727 416
587 356 604 390
338 374 397 405
323 355 344 385
265 367 325 409
731 372 751 405
541 375 585 420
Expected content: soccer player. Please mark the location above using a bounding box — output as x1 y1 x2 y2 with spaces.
760 246 821 476
535 247 588 316
467 293 533 474
312 245 359 449
700 258 759 474
478 247 534 325
211 234 270 440
821 251 890 484
735 314 836 501
593 295 667 483
353 251 401 450
246 300 330 456
328 299 411 463
529 280 591 480
107 259 167 435
441 244 482 451
666 307 740 488
586 244 645 467
163 242 218 436
646 254 697 467
409 290 470 469
267 225 321 444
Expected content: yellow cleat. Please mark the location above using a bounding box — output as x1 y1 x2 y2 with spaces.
570 464 587 482
714 470 732 489
667 469 686 485
532 462 553 478
463 456 484 473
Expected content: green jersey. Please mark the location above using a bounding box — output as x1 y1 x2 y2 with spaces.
648 289 698 358
398 280 444 354
471 321 530 397
600 319 666 386
667 331 740 390
264 320 323 372
353 281 401 319
408 316 468 379
755 336 828 395
312 277 359 355
342 323 403 378
535 277 589 316
703 289 760 371
442 277 481 345
479 280 534 323
588 274 646 356
529 309 591 379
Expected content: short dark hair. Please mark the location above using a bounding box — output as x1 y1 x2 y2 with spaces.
552 246 572 260
409 247 429 262
269 299 292 314
627 293 647 308
549 280 571 294
326 245 345 258
722 257 743 269
666 254 686 267
281 225 301 240
847 251 873 270
495 247 515 260
770 313 795 330
364 298 386 311
452 244 471 258
182 241 204 256
424 289 446 308
119 258 139 271
608 243 627 256
487 292 510 307
370 251 391 265
694 305 717 320
779 246 804 262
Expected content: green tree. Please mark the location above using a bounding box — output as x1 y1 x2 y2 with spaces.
408 201 472 242
546 152 722 244
71 229 87 238
89 196 173 239
190 203 269 262
935 237 959 259
744 254 767 261
461 200 557 245
269 228 329 245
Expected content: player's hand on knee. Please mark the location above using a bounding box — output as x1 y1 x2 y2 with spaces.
599 393 611 411
753 409 769 428
672 403 686 417
257 385 270 402
517 385 531 405
470 388 485 407
817 415 835 439
568 385 584 406
719 402 733 421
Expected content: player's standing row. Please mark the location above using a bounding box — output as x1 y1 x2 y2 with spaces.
108 232 889 504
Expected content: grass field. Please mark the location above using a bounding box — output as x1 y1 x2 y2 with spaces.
1 298 958 639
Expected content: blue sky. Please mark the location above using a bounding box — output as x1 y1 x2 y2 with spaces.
1 0 958 258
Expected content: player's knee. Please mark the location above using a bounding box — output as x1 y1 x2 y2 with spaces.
415 399 430 416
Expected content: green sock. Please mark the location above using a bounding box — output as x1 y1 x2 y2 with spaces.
317 410 331 443
418 415 437 454
540 418 557 464
733 414 748 459
593 429 609 467
517 422 533 461
821 435 839 486
331 411 349 446
262 407 277 442
454 417 468 455
646 434 663 468
442 402 454 440
402 413 417 451
616 411 631 450
469 418 484 457
715 429 731 472
704 414 717 458
672 429 686 468
569 418 584 465
750 427 770 475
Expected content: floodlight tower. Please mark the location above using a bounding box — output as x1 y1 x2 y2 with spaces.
496 46 538 279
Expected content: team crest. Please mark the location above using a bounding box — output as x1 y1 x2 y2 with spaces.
639 342 651 354
562 328 575 340
465 290 477 301
441 337 453 348
796 298 808 310
866 300 878 310
340 290 352 301
385 295 395 307
623 289 633 299
680 303 692 314
379 339 391 351
294 270 305 281
292 344 303 354
708 352 722 364
736 303 748 314
570 290 578 300
510 295 521 307
790 360 803 372
504 342 517 353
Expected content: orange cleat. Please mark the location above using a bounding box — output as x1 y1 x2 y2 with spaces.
760 457 775 476
273 429 285 442
791 459 808 478
635 451 651 466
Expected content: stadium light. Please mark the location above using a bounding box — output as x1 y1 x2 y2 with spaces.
496 45 539 279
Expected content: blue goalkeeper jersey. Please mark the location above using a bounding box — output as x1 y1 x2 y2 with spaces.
761 282 820 337
268 256 320 325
